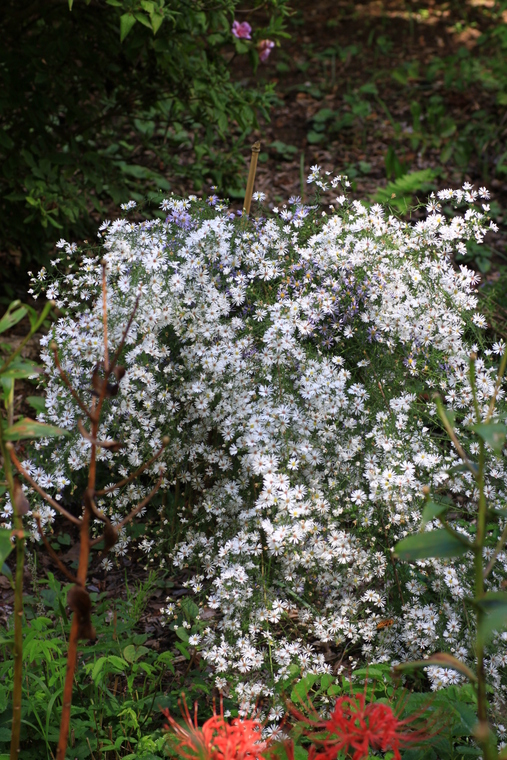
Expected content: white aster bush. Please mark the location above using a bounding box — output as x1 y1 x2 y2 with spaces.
5 171 507 715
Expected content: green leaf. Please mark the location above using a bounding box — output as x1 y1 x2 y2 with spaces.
470 422 507 457
3 417 68 441
120 13 137 41
68 0 73 9
175 627 189 643
1 562 13 581
291 674 319 705
0 529 14 566
26 396 47 414
374 169 439 206
394 652 477 683
123 644 137 663
476 591 507 643
151 11 164 34
0 305 27 334
394 529 471 561
0 358 41 379
134 12 152 29
421 500 449 528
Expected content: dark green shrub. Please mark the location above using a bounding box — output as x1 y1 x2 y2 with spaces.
0 0 289 297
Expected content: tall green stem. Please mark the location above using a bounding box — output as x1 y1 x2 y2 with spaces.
470 357 494 759
1 415 25 760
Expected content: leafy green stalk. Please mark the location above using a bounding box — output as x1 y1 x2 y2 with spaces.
395 349 507 760
0 299 56 760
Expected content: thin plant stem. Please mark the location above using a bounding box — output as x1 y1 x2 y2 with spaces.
1 422 24 760
243 141 261 217
8 446 82 526
469 355 494 759
57 287 146 760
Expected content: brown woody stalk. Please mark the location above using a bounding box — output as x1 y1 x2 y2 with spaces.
243 141 261 217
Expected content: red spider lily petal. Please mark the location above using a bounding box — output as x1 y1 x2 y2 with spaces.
163 698 271 760
290 691 436 760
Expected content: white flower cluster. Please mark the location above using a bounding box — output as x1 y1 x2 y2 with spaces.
8 172 507 712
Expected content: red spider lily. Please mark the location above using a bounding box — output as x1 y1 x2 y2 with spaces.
162 697 272 760
288 690 437 760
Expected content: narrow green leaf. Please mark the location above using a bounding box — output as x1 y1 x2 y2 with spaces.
0 529 14 566
0 306 27 335
120 13 137 41
394 529 471 561
68 0 74 9
4 417 68 441
470 422 507 457
1 562 12 581
476 591 507 643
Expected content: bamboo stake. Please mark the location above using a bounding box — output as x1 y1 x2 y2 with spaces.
243 141 261 217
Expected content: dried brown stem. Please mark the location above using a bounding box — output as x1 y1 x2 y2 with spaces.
108 292 140 375
7 445 82 526
243 141 261 217
77 418 122 451
95 443 167 495
51 344 93 421
90 475 163 547
102 261 109 372
33 514 78 584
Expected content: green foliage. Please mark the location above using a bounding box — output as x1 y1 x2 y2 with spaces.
373 169 439 212
0 570 188 759
0 0 289 295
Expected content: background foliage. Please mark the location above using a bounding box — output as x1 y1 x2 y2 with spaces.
0 0 288 298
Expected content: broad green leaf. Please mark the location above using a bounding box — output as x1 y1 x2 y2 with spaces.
123 644 137 663
151 11 164 34
26 396 47 414
394 529 471 561
120 13 136 41
421 500 449 528
181 597 199 620
0 529 14 566
470 422 507 457
176 627 189 643
0 306 27 334
476 591 507 642
3 417 68 441
134 12 152 29
320 673 333 691
291 674 318 705
394 652 477 683
0 358 41 379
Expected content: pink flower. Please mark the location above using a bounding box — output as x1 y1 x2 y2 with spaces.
232 21 252 40
257 39 275 62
